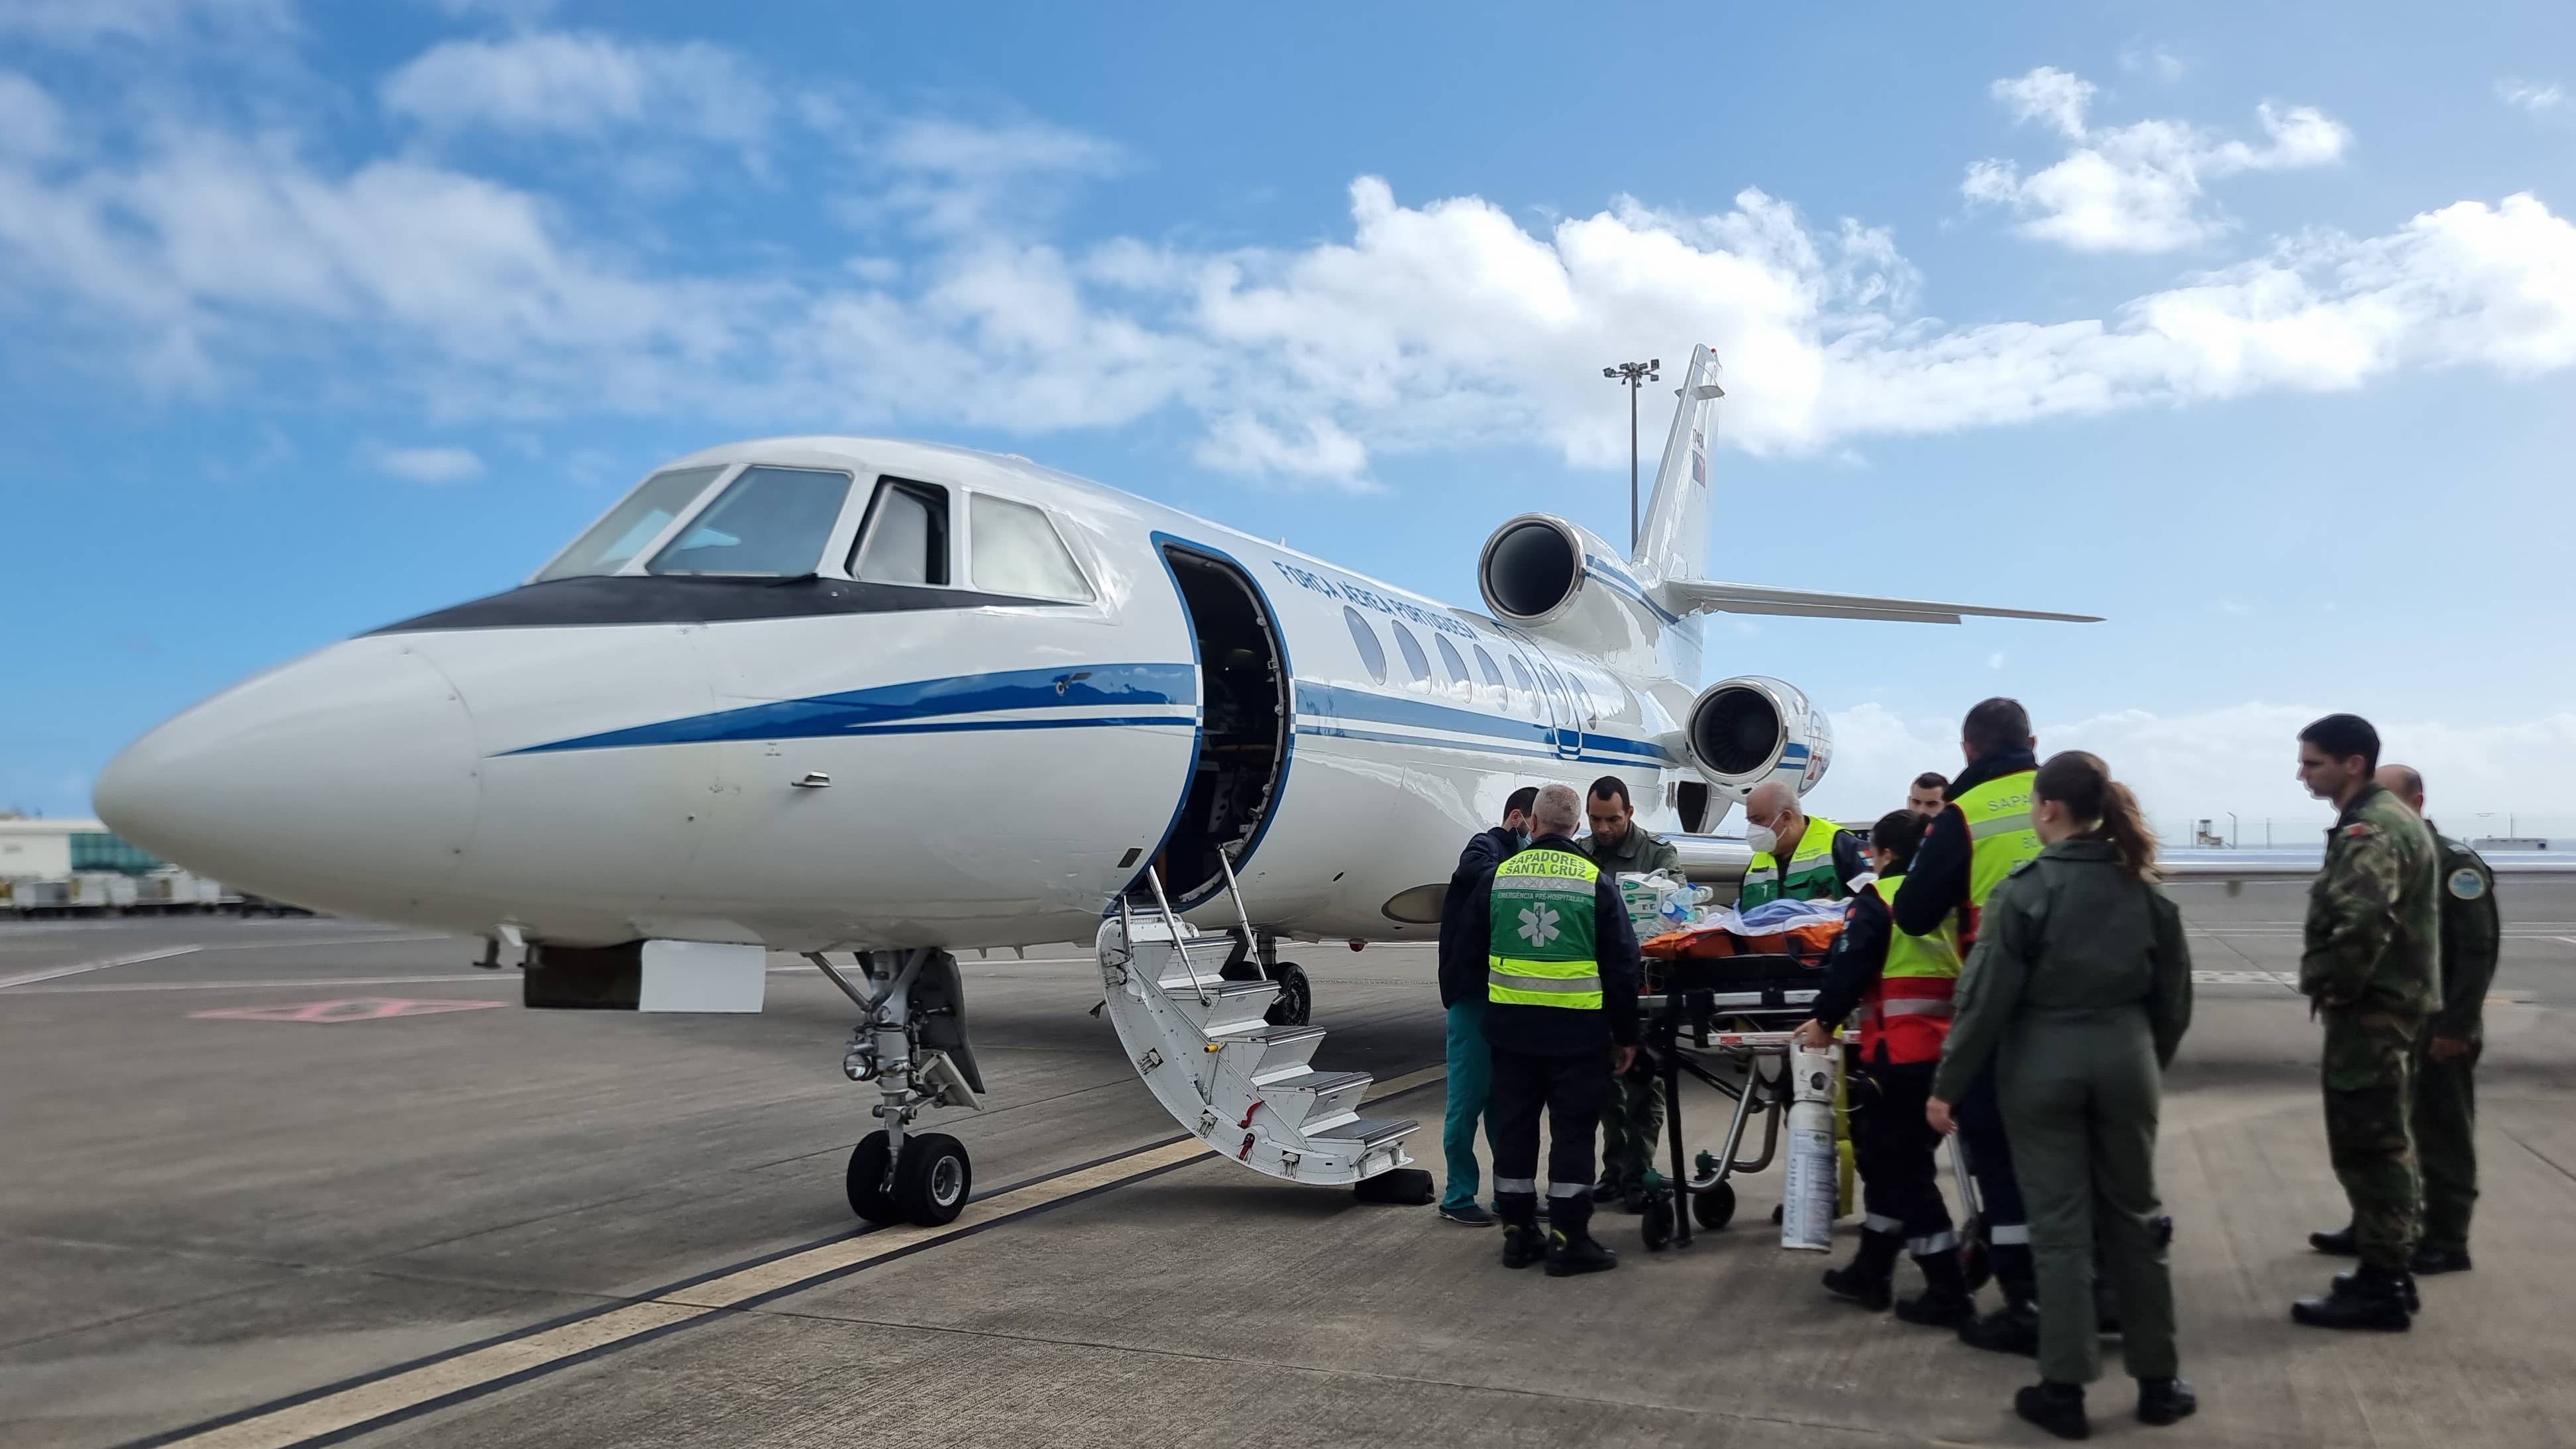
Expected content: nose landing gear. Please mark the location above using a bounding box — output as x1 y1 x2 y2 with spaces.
808 949 985 1226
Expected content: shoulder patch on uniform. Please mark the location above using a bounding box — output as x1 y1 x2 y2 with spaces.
2343 822 2375 839
2448 867 2488 901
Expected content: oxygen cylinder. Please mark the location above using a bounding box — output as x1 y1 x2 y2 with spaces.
1780 1044 1839 1251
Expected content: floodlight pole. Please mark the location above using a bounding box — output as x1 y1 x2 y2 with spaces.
1603 359 1660 551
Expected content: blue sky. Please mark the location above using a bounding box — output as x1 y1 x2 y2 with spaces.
4 0 2573 832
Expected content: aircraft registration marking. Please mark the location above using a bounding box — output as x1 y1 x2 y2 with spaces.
127 1065 1446 1449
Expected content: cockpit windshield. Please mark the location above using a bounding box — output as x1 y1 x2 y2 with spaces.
647 466 855 578
533 466 727 582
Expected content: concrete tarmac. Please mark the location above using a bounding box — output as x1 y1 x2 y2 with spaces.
3 883 2574 1447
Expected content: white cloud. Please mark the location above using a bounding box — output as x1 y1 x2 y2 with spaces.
0 73 68 159
1193 414 1377 490
2119 44 2186 82
382 31 773 149
1964 68 2352 252
2497 78 2565 115
5 74 2575 487
1992 66 2096 138
367 443 486 484
1809 701 2576 839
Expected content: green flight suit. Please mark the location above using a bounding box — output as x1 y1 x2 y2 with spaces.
2300 782 2442 1271
1585 822 1678 1193
1935 840 2194 1387
2418 830 2498 1254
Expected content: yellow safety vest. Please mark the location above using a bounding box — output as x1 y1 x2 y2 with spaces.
1487 847 1605 1010
1741 814 1848 907
1856 873 1963 1062
1956 770 2041 911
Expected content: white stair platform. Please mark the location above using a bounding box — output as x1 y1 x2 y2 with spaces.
1096 914 1417 1186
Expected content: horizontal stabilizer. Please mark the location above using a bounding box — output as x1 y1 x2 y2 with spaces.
1654 578 2100 626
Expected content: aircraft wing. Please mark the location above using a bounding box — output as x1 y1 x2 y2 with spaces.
1654 578 2100 626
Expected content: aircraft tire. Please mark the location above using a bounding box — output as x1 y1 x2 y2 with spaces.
893 1132 973 1227
846 1131 897 1223
1265 962 1311 1027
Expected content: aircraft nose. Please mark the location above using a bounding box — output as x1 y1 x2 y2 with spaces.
94 638 481 910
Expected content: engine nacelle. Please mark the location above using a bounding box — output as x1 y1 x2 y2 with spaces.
1477 513 1661 660
1684 676 1833 797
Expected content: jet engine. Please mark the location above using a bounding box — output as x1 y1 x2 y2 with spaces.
1684 676 1833 796
1477 513 1656 657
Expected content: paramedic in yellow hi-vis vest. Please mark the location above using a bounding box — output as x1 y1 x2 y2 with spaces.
1894 696 2045 1355
1794 810 1976 1327
1446 784 1642 1276
1738 778 1870 908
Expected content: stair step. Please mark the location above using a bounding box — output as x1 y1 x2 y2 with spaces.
1171 978 1277 1034
1253 1067 1369 1095
1306 1116 1419 1149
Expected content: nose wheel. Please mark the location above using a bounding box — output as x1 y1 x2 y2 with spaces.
810 949 986 1226
845 1130 975 1227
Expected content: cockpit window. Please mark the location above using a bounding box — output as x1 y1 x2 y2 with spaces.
969 494 1093 602
535 466 726 582
647 466 853 578
849 478 950 585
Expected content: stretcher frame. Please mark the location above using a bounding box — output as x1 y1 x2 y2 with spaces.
1635 951 1815 1250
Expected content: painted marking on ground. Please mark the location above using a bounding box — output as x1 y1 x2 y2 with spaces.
17 973 515 995
0 945 201 991
2190 969 2299 989
190 997 510 1024
120 1066 1446 1449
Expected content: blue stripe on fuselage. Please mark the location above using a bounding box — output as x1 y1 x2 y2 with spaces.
502 662 1197 755
496 661 1678 767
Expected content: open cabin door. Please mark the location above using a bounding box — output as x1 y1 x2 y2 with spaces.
1149 543 1291 906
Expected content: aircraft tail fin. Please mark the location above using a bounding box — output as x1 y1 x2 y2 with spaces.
1631 345 1726 584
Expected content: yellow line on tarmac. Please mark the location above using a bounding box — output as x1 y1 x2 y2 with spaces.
137 1066 1447 1449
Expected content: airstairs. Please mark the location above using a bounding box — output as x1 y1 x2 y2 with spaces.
1097 857 1419 1185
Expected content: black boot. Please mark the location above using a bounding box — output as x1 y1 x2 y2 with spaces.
2330 1265 2422 1313
1894 1247 1976 1328
1821 1228 1902 1310
2308 1224 2357 1256
2136 1376 2198 1427
2410 1243 2472 1275
2013 1381 2089 1440
1500 1220 1546 1269
2294 1263 2414 1330
1544 1225 1618 1276
1959 1246 2040 1356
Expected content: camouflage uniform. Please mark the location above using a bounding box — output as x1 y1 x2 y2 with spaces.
2300 782 2441 1271
1585 824 1680 1196
2416 831 2498 1255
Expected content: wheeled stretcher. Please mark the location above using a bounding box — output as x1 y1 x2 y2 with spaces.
1631 947 1819 1251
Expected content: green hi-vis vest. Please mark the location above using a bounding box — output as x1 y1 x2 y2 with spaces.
1740 814 1847 908
1956 770 2041 910
1487 847 1605 1010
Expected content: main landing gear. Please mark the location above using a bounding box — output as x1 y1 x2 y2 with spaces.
806 948 987 1226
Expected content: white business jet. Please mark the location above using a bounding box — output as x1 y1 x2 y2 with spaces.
95 347 2098 1224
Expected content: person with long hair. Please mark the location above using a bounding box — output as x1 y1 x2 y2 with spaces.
1927 751 2196 1439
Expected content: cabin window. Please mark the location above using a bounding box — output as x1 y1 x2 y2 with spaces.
537 466 726 580
649 466 853 577
968 494 1092 601
1434 635 1470 694
1390 623 1432 685
1508 656 1536 698
850 478 951 585
1342 607 1387 684
1474 645 1506 692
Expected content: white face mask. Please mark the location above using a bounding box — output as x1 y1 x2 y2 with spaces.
1746 820 1780 855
